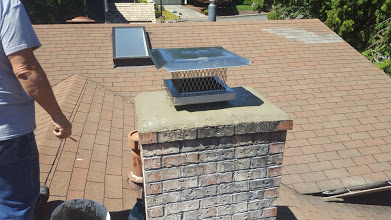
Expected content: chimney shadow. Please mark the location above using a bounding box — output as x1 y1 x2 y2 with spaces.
175 87 264 112
109 210 132 220
277 206 298 220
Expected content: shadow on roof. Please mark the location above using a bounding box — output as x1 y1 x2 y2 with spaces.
110 210 132 220
276 206 298 220
36 200 64 220
332 190 391 207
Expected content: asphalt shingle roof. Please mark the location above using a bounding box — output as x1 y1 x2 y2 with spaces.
32 19 391 218
277 184 391 219
35 75 141 219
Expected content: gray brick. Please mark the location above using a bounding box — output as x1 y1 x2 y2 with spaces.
183 128 197 140
254 131 286 144
158 130 183 143
162 153 198 168
235 122 257 135
220 135 253 147
247 210 264 219
165 200 200 215
257 122 271 132
161 142 180 155
217 203 247 216
197 126 218 139
152 214 182 220
249 179 274 190
215 125 235 137
232 190 264 203
142 144 162 157
197 125 234 139
200 195 232 208
182 163 216 177
145 191 181 206
217 158 250 172
218 181 249 195
199 148 235 162
273 176 281 187
144 167 180 182
250 156 268 168
268 154 283 165
183 207 217 220
269 121 279 131
145 182 162 195
143 157 161 170
207 216 231 220
181 138 219 153
163 177 198 192
250 155 282 168
142 142 180 157
182 186 217 201
232 213 247 220
147 206 163 218
248 199 275 211
235 144 269 158
199 173 232 186
233 168 267 181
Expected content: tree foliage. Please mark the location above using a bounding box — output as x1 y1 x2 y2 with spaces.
21 0 85 24
263 0 391 76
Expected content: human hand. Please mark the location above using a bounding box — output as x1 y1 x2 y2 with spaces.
52 114 72 139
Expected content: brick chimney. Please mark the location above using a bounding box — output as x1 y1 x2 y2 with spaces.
135 86 292 219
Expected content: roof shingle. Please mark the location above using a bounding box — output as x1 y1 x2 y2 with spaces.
33 19 391 217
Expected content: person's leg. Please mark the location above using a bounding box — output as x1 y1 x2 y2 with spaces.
0 133 40 220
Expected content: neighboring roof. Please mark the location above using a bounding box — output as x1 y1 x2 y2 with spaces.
108 3 156 23
32 19 391 216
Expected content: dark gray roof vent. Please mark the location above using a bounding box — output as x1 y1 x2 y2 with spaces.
112 27 153 68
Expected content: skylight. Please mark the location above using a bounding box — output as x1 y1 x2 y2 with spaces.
112 27 153 68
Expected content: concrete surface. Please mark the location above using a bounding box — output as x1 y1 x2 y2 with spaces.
163 5 268 22
135 86 291 133
218 13 268 21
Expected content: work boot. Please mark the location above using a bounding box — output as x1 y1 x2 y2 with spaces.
35 186 50 212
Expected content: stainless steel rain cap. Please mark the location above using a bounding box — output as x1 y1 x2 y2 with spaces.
150 46 251 72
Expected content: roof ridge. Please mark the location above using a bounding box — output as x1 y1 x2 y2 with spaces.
32 19 323 29
37 73 134 185
36 74 88 185
52 74 88 119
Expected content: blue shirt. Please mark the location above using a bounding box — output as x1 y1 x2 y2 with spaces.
0 0 41 141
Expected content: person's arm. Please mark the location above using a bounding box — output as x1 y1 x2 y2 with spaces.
8 48 72 139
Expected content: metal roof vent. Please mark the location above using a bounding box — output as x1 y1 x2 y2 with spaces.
150 46 251 106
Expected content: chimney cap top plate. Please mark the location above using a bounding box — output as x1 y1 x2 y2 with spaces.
150 46 251 72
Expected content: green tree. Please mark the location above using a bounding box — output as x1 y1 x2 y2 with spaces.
21 0 85 24
253 0 275 12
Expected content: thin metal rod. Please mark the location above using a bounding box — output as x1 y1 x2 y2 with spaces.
161 0 163 17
